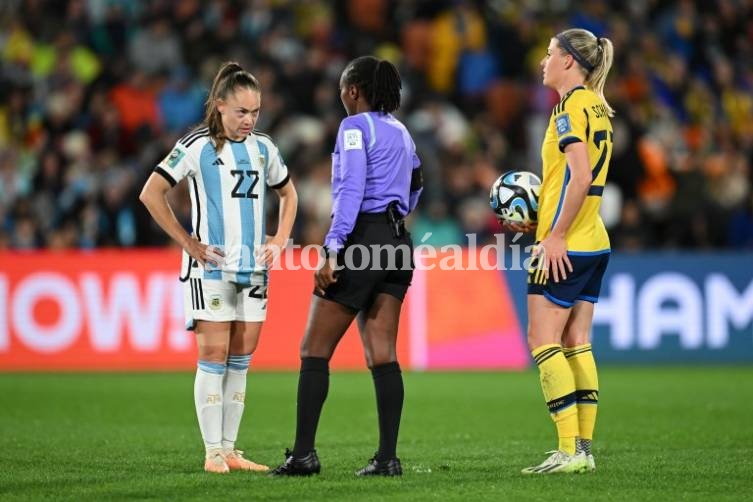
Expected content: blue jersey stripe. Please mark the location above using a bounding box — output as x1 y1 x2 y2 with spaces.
364 113 376 148
200 143 223 280
550 165 571 231
257 140 269 245
230 141 256 285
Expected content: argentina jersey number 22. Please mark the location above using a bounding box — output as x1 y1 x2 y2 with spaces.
230 169 260 199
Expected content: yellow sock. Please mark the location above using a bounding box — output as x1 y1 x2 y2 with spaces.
532 344 578 455
564 344 599 441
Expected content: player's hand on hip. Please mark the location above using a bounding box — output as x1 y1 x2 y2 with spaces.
533 234 572 283
258 235 286 267
314 256 338 295
184 236 224 268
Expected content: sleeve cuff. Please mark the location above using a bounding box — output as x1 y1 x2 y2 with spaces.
558 136 582 152
268 174 290 190
154 167 177 187
324 239 342 253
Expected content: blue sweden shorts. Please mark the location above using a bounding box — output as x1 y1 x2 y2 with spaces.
527 250 610 308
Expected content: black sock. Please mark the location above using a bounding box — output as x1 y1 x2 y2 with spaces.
371 362 403 461
292 357 329 457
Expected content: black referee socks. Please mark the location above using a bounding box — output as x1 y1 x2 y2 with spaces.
371 362 404 461
292 357 330 457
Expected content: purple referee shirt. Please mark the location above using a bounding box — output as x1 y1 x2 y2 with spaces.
324 111 422 252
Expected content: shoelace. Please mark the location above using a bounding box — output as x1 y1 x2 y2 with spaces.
542 450 569 464
280 450 297 467
208 452 226 464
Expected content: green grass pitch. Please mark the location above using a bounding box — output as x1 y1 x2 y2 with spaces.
1 367 751 501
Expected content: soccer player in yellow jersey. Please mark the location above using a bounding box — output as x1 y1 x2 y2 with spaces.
504 28 615 474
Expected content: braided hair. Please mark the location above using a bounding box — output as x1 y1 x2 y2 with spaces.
342 56 402 113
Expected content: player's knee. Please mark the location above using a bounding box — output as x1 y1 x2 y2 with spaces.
363 338 396 367
241 336 259 355
562 329 589 348
366 353 396 368
198 343 228 363
299 339 333 359
526 326 544 351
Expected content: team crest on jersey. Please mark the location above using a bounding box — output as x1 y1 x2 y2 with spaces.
209 295 223 311
165 148 185 168
555 114 572 136
343 129 363 150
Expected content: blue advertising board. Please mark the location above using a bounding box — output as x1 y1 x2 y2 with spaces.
505 253 753 364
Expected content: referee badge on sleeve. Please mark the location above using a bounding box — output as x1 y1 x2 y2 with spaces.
343 129 363 150
555 114 572 136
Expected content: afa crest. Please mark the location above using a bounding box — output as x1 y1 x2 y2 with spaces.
209 295 223 311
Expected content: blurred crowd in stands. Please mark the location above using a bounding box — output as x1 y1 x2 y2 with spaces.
1 0 752 251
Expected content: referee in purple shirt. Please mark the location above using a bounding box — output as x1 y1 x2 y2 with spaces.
271 56 423 477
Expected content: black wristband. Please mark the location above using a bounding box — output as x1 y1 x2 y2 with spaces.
322 246 338 260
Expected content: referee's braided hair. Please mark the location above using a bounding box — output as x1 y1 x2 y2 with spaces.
343 56 401 113
204 61 260 152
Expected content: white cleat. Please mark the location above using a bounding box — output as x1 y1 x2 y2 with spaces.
204 449 230 474
224 449 269 472
521 450 589 475
585 453 596 472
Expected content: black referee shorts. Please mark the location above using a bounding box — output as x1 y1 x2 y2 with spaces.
315 212 414 311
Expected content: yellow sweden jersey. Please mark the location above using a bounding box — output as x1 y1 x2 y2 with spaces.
536 86 613 252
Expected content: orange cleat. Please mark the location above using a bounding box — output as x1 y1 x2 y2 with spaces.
224 449 269 472
204 450 230 474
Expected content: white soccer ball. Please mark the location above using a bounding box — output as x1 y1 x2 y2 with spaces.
489 170 541 225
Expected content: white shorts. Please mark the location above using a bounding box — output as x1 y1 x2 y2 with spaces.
184 278 268 329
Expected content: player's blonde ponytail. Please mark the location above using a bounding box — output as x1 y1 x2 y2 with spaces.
203 61 261 152
556 29 615 117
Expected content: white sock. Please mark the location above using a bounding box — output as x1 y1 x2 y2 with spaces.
222 354 251 453
194 361 226 454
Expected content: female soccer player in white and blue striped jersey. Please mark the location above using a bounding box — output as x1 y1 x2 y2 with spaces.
140 62 297 474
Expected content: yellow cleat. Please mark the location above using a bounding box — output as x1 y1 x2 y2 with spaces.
204 449 230 474
224 449 269 472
